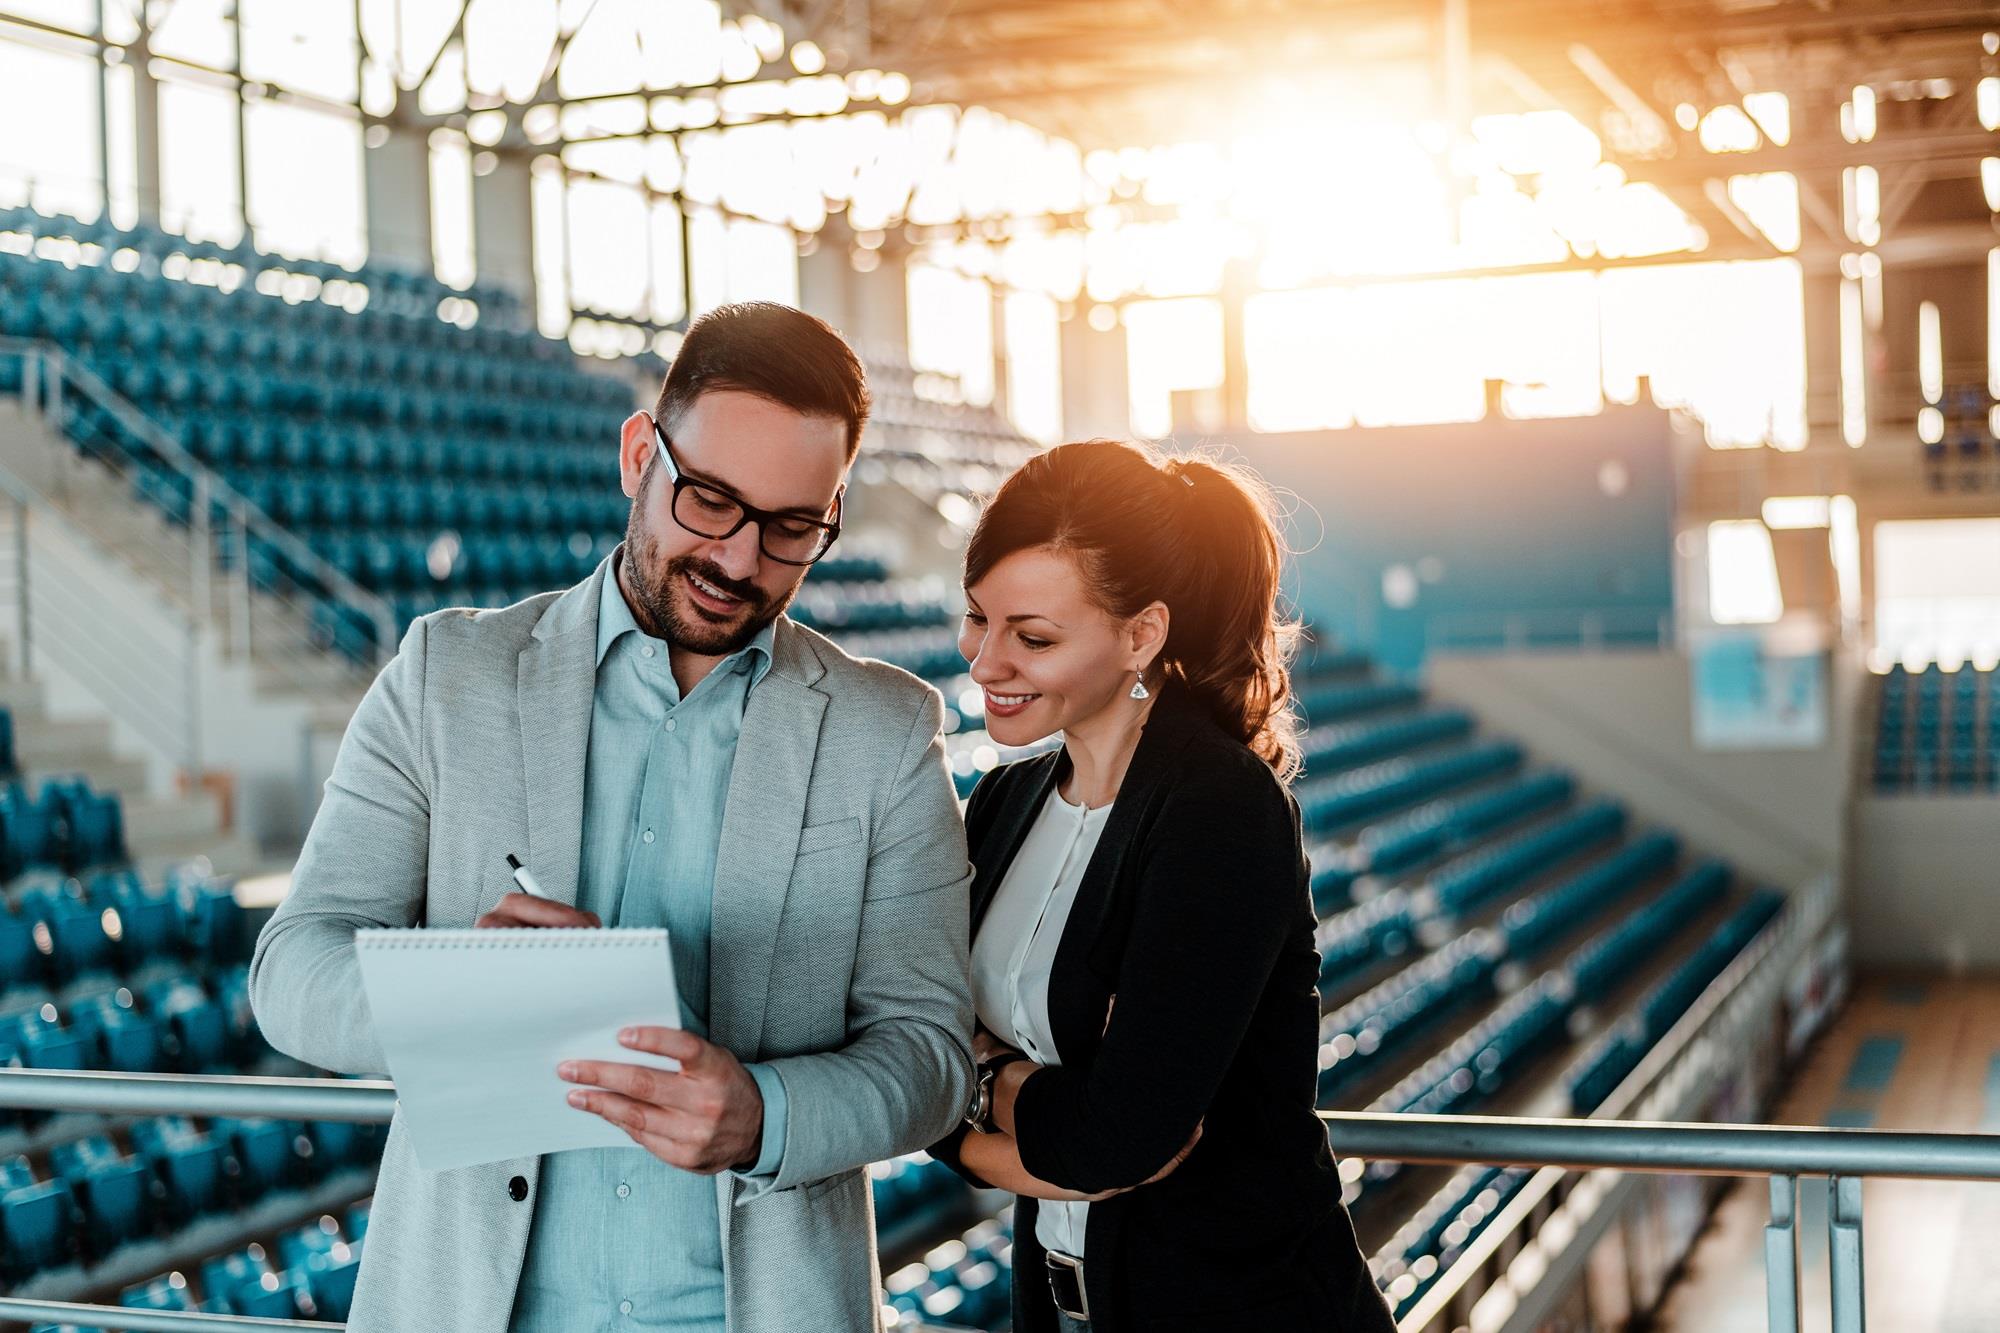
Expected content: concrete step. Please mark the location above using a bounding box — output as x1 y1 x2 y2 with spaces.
135 829 266 881
0 675 47 715
25 751 151 798
12 714 115 764
124 788 225 849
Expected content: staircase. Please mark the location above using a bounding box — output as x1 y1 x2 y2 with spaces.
0 638 258 874
0 380 356 872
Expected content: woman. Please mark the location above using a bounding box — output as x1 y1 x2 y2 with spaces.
928 441 1394 1332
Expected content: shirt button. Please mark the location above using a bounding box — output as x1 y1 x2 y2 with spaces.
664 718 677 732
615 1182 631 1199
641 644 656 658
642 829 655 844
619 1300 634 1316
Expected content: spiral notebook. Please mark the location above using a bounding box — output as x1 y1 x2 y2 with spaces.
355 928 685 1171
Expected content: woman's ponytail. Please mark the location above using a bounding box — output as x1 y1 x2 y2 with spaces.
1156 456 1302 781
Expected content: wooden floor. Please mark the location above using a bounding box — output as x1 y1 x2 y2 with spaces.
1655 975 2000 1333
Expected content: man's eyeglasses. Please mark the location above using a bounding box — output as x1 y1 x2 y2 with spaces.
651 423 842 567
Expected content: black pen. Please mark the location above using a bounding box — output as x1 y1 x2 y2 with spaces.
505 853 547 899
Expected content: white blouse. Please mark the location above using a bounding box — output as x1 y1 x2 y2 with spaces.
970 784 1114 1259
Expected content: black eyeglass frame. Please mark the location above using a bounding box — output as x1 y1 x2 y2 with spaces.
650 422 844 567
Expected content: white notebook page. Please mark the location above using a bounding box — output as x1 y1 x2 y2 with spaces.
355 927 685 1171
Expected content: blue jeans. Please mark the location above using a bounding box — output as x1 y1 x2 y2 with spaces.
1056 1313 1091 1333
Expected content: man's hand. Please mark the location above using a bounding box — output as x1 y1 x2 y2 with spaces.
476 893 601 930
558 1027 765 1174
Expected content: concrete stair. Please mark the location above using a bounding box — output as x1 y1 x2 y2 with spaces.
0 665 256 877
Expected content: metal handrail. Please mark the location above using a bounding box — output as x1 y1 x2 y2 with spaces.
1320 1109 2000 1182
2 1067 1996 1183
0 1301 327 1332
0 1068 395 1122
0 1065 1991 1333
0 336 396 668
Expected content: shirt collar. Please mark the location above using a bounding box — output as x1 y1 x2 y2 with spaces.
597 557 776 687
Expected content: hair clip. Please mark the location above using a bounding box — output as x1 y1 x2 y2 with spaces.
1180 473 1195 488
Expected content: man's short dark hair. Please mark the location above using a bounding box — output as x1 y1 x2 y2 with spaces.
652 302 871 462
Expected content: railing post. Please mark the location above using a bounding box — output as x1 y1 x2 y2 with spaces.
1764 1174 1801 1333
1829 1173 1866 1333
13 496 29 679
190 472 211 628
231 507 252 660
187 473 210 781
47 348 63 434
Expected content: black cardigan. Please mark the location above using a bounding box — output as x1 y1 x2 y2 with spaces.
929 687 1395 1333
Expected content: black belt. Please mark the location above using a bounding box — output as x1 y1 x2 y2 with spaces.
1045 1250 1090 1322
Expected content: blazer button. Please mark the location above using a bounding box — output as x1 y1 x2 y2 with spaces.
508 1175 529 1202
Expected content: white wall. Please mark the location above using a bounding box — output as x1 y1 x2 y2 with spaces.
1423 648 1856 890
1849 797 2000 971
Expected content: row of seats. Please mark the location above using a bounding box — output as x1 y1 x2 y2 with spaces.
118 1211 366 1323
0 1117 381 1283
1312 771 1575 914
1873 665 1999 791
1371 1164 1534 1318
883 1215 1013 1331
1316 930 1502 1105
790 580 958 635
162 418 607 485
1346 858 1752 1206
0 967 262 1086
1495 832 1679 961
1315 890 1420 996
870 1154 973 1238
1567 890 1785 1113
1566 861 1729 1006
1298 742 1524 834
0 204 525 320
2 868 249 999
0 778 126 882
1371 973 1572 1124
1295 709 1472 780
1294 679 1422 726
1417 800 1625 921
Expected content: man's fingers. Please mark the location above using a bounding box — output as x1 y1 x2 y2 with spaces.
618 1025 706 1067
557 1058 691 1110
476 894 601 930
567 1088 727 1173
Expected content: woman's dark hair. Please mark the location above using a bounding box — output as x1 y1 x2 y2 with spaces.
653 302 871 460
963 439 1303 781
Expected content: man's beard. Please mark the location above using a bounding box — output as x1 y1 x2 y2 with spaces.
623 502 796 657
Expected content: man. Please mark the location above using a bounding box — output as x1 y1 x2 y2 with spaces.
250 302 976 1333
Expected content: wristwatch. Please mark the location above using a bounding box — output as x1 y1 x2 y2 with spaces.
965 1051 1027 1134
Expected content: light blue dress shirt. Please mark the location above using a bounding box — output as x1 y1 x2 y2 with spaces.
508 563 788 1333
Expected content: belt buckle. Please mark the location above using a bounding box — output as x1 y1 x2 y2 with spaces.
1045 1249 1090 1321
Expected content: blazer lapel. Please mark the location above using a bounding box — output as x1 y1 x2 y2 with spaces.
709 619 829 1057
1044 687 1206 1060
514 563 609 909
969 751 1062 931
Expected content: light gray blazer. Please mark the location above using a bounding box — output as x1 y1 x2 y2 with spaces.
249 551 976 1333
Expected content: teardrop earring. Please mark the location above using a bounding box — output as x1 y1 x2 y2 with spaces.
1128 670 1150 701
